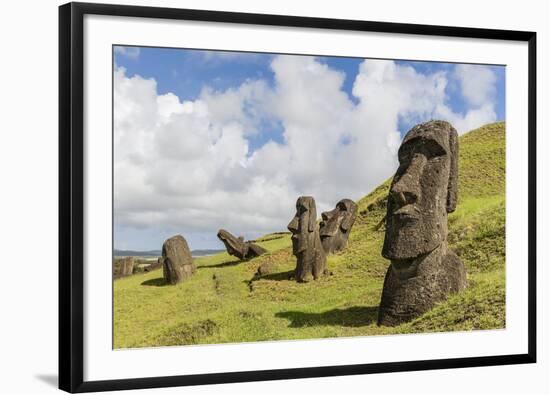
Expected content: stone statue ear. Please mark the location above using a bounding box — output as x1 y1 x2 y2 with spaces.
308 199 317 232
446 127 459 213
341 202 357 231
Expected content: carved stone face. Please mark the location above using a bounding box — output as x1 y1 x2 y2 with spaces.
382 120 458 260
287 196 326 282
287 196 317 255
319 199 358 253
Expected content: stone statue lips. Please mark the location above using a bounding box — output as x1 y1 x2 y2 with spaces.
391 202 420 222
290 231 307 254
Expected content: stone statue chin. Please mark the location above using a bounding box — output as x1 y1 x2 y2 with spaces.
378 120 467 326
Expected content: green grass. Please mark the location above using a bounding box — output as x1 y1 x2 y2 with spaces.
114 121 506 348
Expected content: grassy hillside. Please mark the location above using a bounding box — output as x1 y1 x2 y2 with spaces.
114 122 505 348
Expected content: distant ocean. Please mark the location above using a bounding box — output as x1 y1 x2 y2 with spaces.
114 249 224 258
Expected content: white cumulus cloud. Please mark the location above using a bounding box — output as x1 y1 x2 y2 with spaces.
114 56 500 249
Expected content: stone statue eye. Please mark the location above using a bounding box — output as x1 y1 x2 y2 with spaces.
398 143 415 164
399 138 446 162
422 139 446 159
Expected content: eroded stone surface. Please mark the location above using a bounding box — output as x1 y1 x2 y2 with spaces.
217 229 267 260
319 198 358 254
378 120 467 326
162 235 196 285
113 256 134 278
287 196 326 282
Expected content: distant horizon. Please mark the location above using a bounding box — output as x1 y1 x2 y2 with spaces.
114 46 505 250
113 247 226 253
113 118 504 252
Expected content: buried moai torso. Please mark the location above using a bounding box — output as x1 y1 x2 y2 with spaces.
217 229 267 260
378 120 467 326
162 235 196 285
287 196 327 282
319 199 358 254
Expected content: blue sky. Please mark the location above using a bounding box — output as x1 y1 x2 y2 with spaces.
115 46 505 142
114 46 505 250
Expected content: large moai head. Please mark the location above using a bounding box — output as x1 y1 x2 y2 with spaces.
319 199 358 254
382 120 458 260
287 196 326 282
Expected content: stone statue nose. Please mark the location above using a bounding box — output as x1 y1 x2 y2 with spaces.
321 209 335 221
390 154 426 206
287 216 299 232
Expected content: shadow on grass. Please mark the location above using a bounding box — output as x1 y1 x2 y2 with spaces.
275 306 378 328
141 277 167 287
252 270 295 282
197 259 242 269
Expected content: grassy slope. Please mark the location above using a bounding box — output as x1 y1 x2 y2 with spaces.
114 122 506 348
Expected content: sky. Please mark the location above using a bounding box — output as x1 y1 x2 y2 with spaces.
113 45 505 251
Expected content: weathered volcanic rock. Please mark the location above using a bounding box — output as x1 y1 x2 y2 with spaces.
378 120 467 326
287 196 326 282
319 198 358 254
162 235 196 285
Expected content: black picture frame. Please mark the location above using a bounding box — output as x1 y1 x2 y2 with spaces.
59 2 537 393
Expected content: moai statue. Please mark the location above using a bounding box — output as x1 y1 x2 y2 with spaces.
114 256 134 278
287 196 327 282
378 120 467 326
217 229 267 260
319 198 358 254
162 235 196 285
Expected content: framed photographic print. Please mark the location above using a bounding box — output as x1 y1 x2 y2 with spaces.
59 2 537 393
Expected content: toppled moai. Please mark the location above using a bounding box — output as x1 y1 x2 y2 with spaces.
319 198 358 254
378 120 467 326
144 257 163 272
217 229 267 260
287 196 327 282
162 235 196 285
